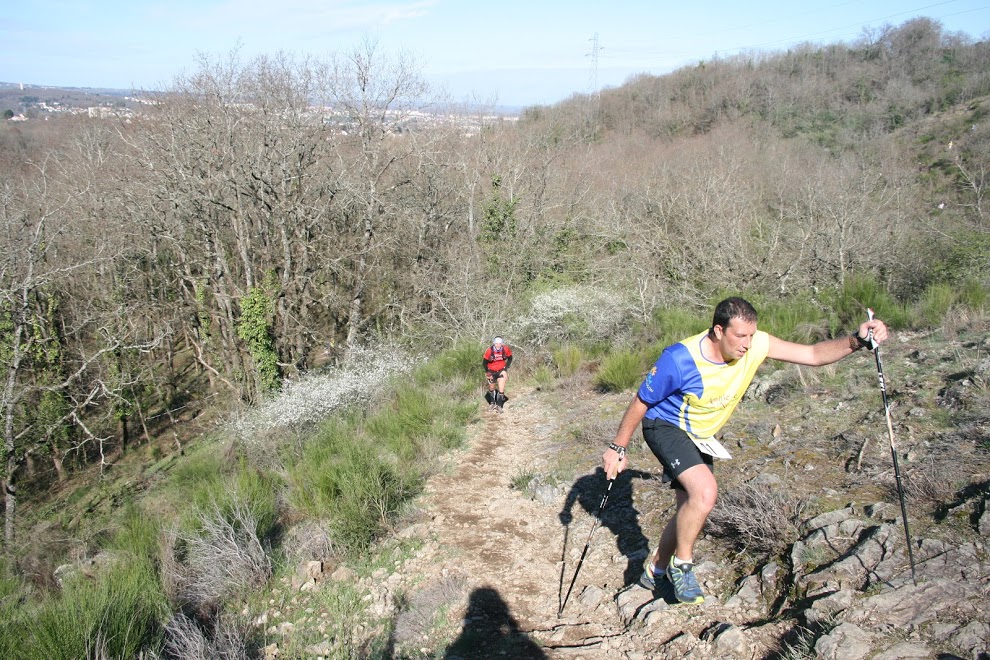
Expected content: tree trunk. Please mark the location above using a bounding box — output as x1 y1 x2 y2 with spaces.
51 444 67 483
120 416 129 455
3 462 15 546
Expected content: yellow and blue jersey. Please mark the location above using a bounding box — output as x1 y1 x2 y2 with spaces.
638 330 771 440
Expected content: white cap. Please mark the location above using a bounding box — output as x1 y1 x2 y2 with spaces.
492 336 503 345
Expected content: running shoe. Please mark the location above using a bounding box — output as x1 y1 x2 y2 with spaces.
639 563 662 591
666 557 705 604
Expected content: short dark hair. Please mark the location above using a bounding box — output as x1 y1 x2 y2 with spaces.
711 297 757 332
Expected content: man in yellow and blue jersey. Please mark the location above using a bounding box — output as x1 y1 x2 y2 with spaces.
602 297 889 605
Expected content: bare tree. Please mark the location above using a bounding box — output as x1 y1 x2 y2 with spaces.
1 145 163 545
320 39 434 352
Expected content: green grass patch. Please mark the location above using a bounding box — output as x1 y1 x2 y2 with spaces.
287 366 478 550
286 374 476 551
530 364 556 388
411 342 479 397
0 558 30 658
753 295 829 343
956 277 989 311
105 503 161 559
826 273 912 331
509 468 538 492
916 282 957 328
24 555 167 659
552 344 583 377
594 348 649 392
287 418 419 551
648 305 706 350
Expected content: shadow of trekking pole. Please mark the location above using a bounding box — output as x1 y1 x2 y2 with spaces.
558 477 614 617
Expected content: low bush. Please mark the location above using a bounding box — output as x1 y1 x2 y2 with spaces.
515 285 632 346
594 348 649 393
754 295 830 342
27 553 167 659
827 274 911 331
162 498 273 617
0 558 29 658
646 305 706 350
916 281 957 328
161 611 247 660
552 344 583 377
707 483 805 557
530 364 556 388
287 420 421 552
411 342 478 395
956 277 989 311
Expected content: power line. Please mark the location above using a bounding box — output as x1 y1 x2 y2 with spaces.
587 32 601 99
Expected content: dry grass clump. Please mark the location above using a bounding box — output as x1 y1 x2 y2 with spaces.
159 611 247 660
570 417 617 451
391 573 468 652
707 483 806 557
161 500 272 618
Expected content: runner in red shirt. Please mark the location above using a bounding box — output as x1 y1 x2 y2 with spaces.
482 336 513 413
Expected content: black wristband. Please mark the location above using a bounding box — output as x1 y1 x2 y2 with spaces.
850 332 871 350
608 443 627 456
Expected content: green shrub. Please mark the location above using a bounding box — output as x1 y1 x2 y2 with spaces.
827 273 911 331
648 305 706 349
226 463 281 542
286 363 480 551
754 295 829 342
366 386 472 460
509 468 538 492
28 556 167 659
107 503 161 560
166 443 225 518
411 342 477 391
929 231 990 285
552 344 583 377
916 282 957 328
0 558 29 658
530 364 556 388
956 277 989 311
166 445 280 542
594 348 648 392
289 427 419 551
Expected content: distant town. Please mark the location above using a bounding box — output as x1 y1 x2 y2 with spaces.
0 81 520 133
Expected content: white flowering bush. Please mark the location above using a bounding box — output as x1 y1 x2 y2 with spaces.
514 285 633 346
230 345 417 444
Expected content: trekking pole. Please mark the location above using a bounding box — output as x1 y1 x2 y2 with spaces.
867 308 918 585
558 477 614 617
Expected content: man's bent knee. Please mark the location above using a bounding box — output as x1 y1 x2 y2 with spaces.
678 465 718 512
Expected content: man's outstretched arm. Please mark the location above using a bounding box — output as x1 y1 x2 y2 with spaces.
768 318 888 366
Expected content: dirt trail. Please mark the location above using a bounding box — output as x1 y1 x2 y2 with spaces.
394 385 749 659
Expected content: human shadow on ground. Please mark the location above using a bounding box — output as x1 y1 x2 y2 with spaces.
444 587 547 659
558 467 656 599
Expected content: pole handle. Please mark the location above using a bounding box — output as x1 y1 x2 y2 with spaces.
865 308 879 351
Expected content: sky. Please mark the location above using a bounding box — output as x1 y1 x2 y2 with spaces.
2 0 990 109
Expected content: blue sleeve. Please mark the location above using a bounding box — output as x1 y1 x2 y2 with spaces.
637 345 686 406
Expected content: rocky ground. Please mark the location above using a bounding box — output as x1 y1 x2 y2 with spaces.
264 321 990 659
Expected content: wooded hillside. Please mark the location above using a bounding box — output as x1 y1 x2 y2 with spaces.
2 18 988 547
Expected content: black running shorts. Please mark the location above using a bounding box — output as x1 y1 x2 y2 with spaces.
641 418 713 491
